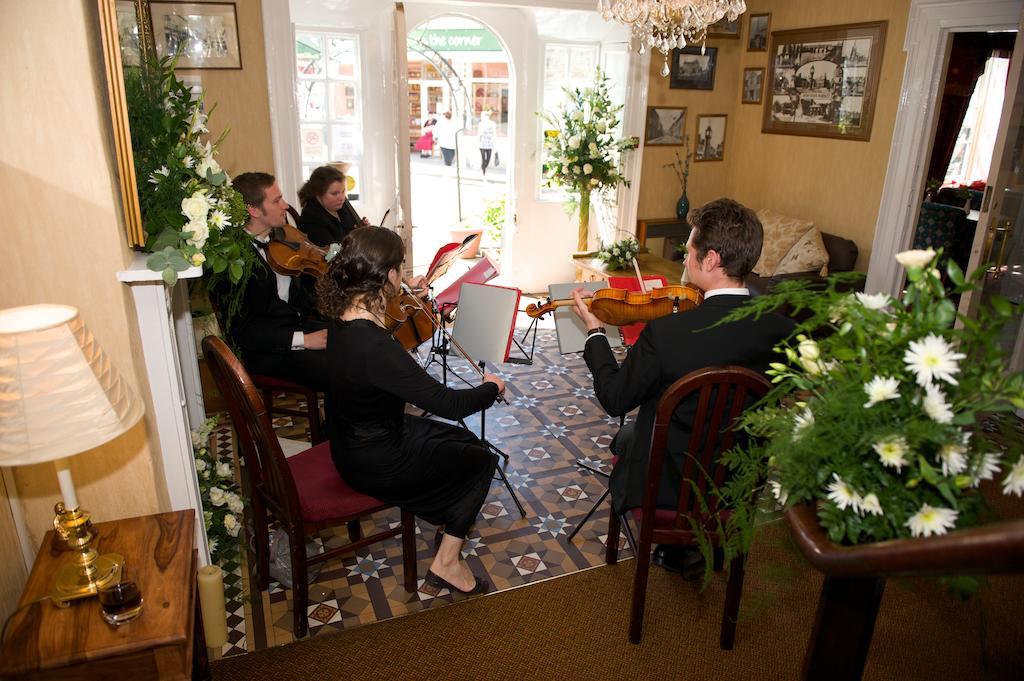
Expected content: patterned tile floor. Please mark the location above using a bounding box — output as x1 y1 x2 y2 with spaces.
211 315 634 656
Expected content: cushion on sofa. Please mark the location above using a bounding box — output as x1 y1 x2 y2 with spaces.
754 209 830 277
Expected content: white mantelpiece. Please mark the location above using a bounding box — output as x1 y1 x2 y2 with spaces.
118 253 209 564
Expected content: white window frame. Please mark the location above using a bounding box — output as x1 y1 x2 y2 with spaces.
293 27 365 204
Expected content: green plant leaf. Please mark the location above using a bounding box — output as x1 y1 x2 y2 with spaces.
162 266 178 286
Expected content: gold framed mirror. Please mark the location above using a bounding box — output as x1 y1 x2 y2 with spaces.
96 0 155 248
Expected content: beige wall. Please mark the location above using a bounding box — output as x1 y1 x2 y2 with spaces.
637 0 912 270
0 0 165 603
175 0 275 176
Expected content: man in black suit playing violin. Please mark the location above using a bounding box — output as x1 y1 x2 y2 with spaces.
572 198 794 577
211 172 330 393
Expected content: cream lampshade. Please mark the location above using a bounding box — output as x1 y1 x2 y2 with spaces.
0 304 144 603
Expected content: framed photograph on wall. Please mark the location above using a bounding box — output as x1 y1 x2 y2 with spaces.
644 106 687 146
670 46 717 90
708 17 740 38
115 0 141 66
742 68 764 104
695 114 727 162
149 1 242 69
748 13 770 52
762 21 888 141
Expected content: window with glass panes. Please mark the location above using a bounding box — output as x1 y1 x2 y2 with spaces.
295 31 363 200
539 44 599 199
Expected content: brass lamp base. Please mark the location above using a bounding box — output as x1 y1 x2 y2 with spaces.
48 502 123 606
50 553 123 606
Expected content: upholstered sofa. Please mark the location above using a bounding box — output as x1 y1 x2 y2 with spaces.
744 209 861 296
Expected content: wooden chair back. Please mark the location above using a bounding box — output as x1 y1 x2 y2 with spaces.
201 335 304 529
643 366 772 537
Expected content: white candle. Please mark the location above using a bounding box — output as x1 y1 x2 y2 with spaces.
53 458 78 510
197 565 228 648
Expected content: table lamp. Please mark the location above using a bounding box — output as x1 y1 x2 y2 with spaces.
0 304 144 604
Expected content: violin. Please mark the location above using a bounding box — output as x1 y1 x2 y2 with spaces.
525 284 704 326
264 224 330 278
385 290 436 351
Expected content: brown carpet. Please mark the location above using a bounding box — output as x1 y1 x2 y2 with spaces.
211 519 1024 681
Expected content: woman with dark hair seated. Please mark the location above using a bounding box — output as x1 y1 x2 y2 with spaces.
297 165 369 247
317 227 503 594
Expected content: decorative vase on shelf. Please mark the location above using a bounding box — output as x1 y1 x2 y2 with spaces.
676 193 690 221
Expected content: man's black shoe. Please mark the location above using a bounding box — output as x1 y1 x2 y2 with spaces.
652 545 705 580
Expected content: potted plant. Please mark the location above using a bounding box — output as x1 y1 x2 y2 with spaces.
539 69 639 252
664 136 693 220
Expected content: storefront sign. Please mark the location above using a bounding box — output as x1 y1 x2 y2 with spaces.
409 29 502 52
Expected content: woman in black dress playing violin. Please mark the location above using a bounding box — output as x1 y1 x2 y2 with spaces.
317 227 504 594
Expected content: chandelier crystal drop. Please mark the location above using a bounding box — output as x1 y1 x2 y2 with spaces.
598 0 746 74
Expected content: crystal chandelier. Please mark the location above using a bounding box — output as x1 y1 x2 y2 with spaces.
598 0 747 76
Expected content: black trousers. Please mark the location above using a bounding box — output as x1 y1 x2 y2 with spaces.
479 148 492 174
441 147 455 166
443 447 497 538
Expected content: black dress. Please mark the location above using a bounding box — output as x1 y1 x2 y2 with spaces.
298 199 359 247
327 319 499 536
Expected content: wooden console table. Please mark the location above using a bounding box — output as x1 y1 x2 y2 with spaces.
575 252 684 284
0 511 209 681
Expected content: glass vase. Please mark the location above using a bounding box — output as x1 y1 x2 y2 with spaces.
676 193 690 220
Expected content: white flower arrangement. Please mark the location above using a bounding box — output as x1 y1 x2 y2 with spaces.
595 237 640 271
191 415 245 565
717 250 1024 551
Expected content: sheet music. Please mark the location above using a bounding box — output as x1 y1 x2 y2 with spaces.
549 281 622 354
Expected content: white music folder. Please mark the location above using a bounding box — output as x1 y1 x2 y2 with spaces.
548 281 622 355
450 283 521 366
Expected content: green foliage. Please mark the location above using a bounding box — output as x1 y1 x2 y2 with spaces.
538 68 638 210
124 56 255 301
481 197 506 245
689 249 1024 582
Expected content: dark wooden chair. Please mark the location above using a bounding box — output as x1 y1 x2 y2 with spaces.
604 366 771 648
202 335 417 638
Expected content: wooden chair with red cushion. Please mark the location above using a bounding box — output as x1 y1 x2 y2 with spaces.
606 275 667 347
202 336 417 638
605 366 771 648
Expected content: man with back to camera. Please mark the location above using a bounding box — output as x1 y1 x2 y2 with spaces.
212 172 329 394
572 198 795 576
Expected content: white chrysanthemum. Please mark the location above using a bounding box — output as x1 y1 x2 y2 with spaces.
905 503 958 537
855 292 891 311
864 376 900 407
208 209 230 230
223 513 240 537
969 452 1002 487
904 334 965 386
860 493 883 516
768 480 788 505
182 155 195 169
1003 455 1024 496
208 486 226 506
922 382 953 424
895 249 936 270
873 436 909 471
792 408 814 440
208 537 219 554
826 474 861 512
938 441 968 476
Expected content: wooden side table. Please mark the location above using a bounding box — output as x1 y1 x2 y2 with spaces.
637 217 691 260
0 511 210 681
575 252 684 283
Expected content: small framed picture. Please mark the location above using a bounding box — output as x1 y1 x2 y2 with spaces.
742 68 765 104
748 13 771 52
644 106 687 146
670 46 717 90
708 17 740 38
149 1 242 69
695 114 727 162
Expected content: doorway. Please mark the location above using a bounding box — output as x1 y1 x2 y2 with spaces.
406 16 513 276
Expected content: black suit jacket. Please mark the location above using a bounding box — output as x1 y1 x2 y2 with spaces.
583 294 794 514
212 255 326 375
298 199 359 247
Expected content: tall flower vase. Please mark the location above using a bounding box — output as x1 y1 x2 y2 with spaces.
676 193 690 221
577 190 591 252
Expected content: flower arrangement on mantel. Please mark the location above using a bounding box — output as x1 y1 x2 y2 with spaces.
124 57 254 291
699 250 1024 584
595 237 640 271
539 69 639 251
191 416 244 566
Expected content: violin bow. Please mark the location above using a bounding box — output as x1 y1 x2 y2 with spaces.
631 257 647 293
401 284 509 405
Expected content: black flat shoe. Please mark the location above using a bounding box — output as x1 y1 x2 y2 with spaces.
424 569 490 595
652 545 703 575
